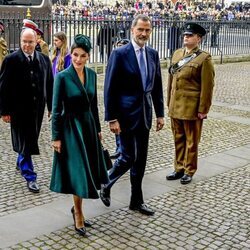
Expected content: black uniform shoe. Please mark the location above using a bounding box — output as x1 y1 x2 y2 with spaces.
100 185 111 207
180 174 192 184
129 204 155 216
166 170 184 180
27 181 40 193
110 151 120 159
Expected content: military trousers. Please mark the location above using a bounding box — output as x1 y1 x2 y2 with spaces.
171 118 203 176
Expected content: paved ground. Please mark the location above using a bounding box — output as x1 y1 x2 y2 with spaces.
0 62 249 250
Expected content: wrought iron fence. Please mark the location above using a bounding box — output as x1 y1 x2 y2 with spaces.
0 13 250 64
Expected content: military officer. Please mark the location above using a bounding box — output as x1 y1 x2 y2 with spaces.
0 21 8 68
35 28 49 56
166 22 215 184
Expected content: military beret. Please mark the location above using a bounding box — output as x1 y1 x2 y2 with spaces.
22 19 38 31
183 22 206 37
74 34 92 53
36 28 44 36
116 38 130 46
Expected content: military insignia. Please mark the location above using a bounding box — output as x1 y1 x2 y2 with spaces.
187 25 190 29
169 50 202 75
178 59 185 67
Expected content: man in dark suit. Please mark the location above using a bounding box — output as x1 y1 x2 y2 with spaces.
97 22 116 62
167 22 182 58
101 14 164 216
0 28 53 193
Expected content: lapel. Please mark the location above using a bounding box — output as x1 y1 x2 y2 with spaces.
67 65 90 103
33 50 43 75
17 49 30 66
124 43 140 75
145 46 154 90
125 43 153 90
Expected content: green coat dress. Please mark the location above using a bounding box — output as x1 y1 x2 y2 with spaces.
50 65 109 199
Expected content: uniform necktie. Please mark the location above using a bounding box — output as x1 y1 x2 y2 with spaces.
139 48 147 90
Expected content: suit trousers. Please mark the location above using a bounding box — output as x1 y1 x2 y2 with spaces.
106 126 150 206
171 118 203 176
17 154 37 182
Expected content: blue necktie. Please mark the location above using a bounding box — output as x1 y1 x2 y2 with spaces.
139 48 147 90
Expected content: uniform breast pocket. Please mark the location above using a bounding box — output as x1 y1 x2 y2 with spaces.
181 63 199 79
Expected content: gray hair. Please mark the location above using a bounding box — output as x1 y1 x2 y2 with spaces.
131 14 152 28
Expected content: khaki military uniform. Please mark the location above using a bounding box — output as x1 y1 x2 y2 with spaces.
39 40 49 57
167 47 215 175
0 37 8 68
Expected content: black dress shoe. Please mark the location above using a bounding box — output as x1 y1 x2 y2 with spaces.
180 174 192 184
71 207 86 236
129 204 155 216
27 181 40 193
110 151 120 159
166 170 184 180
100 185 111 207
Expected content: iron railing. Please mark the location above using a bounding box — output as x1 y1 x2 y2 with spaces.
0 13 249 64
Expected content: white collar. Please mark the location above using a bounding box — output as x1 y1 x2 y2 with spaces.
23 51 34 59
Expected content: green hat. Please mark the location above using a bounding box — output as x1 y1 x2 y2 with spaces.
74 34 92 53
183 22 206 37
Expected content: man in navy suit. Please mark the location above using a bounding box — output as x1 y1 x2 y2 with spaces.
101 14 164 216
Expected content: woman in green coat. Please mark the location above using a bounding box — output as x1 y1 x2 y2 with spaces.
50 34 109 236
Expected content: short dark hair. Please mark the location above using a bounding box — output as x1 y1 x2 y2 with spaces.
131 14 152 28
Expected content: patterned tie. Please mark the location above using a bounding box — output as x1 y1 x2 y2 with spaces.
139 48 147 90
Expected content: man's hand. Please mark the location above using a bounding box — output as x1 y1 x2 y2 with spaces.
1 115 11 123
156 117 164 131
198 112 207 119
109 120 121 134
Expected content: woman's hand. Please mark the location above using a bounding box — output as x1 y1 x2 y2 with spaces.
109 120 121 134
98 132 102 141
52 140 62 153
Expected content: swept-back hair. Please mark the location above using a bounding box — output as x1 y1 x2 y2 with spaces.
131 14 152 28
51 31 68 72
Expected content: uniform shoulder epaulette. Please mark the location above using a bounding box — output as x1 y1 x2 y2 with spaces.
200 50 210 55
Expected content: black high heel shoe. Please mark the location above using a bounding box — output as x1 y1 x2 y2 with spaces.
71 207 86 236
71 206 92 227
84 219 92 227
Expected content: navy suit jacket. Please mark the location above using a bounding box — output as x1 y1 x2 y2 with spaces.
104 42 164 131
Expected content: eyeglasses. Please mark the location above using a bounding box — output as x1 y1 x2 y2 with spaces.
21 40 36 45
